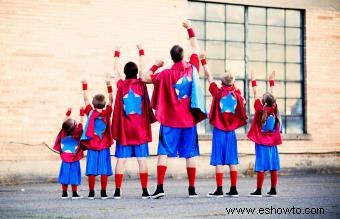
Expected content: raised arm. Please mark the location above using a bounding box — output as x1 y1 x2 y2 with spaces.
106 80 113 106
137 44 145 79
268 70 276 97
200 52 214 84
79 107 84 124
141 60 164 83
81 80 90 106
182 20 199 55
250 70 259 100
113 46 123 79
64 107 72 121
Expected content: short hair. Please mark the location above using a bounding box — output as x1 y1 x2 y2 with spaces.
124 61 138 79
170 45 184 63
92 94 106 109
221 71 235 86
62 118 76 134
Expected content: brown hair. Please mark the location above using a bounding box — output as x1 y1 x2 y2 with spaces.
62 118 76 134
92 94 106 109
261 92 279 126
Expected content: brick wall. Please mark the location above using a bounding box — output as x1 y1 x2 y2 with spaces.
0 0 339 163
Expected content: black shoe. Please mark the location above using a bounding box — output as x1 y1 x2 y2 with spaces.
188 186 198 198
141 188 150 199
72 191 83 200
226 186 239 197
248 188 262 197
207 186 223 198
151 184 165 199
61 191 68 199
101 190 108 200
266 187 277 197
113 188 121 200
88 190 95 200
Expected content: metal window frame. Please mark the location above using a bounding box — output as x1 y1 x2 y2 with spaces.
188 0 306 135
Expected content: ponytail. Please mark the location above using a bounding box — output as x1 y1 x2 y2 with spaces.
261 102 268 126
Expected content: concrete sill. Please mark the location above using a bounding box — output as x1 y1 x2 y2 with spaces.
198 133 312 141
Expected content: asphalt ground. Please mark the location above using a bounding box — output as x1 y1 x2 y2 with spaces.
0 175 339 218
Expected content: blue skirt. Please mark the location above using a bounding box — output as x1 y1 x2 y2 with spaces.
86 148 113 176
58 161 81 185
115 142 149 158
210 128 239 166
255 144 280 171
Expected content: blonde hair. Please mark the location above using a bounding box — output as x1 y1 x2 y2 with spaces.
221 71 234 86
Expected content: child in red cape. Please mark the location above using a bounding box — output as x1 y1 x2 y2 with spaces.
200 53 247 198
80 80 114 199
247 70 282 197
111 44 156 199
54 107 85 199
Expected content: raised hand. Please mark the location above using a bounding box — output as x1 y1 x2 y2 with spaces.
137 44 143 50
269 70 276 81
155 59 164 67
250 70 256 81
115 46 121 52
105 80 112 86
182 20 191 29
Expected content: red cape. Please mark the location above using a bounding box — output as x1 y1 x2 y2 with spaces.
112 79 156 145
150 59 206 128
209 83 247 131
247 99 282 146
53 124 84 162
81 105 113 150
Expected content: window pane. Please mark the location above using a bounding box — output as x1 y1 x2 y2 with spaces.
255 80 267 97
191 21 205 40
267 9 284 26
235 79 245 94
248 7 266 25
286 46 301 63
249 97 256 114
226 5 244 23
286 116 303 134
197 120 206 135
267 26 284 44
206 3 225 22
286 99 303 115
273 81 285 98
206 41 225 59
248 43 266 61
226 42 244 59
226 23 244 41
197 40 205 52
286 63 301 80
248 25 266 43
267 62 284 80
188 2 205 20
286 27 301 45
207 59 225 75
206 22 225 40
275 98 285 115
226 60 245 78
286 10 301 27
248 61 266 79
286 82 302 98
205 96 213 112
268 44 284 62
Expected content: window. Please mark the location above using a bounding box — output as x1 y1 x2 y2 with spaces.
188 1 305 135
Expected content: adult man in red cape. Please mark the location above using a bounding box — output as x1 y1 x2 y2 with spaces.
143 21 207 198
